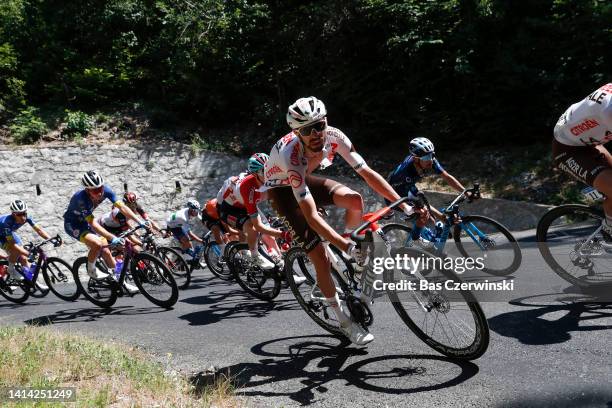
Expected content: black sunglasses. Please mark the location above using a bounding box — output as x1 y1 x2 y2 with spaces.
299 120 327 137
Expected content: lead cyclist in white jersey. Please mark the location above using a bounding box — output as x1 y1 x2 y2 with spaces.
263 96 426 345
552 83 612 244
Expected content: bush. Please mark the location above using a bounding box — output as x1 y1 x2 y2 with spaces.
8 106 47 144
63 110 94 138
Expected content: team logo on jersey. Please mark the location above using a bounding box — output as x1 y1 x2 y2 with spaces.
570 119 600 136
266 165 282 178
287 170 303 188
290 143 302 166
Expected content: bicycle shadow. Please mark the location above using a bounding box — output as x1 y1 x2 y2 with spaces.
24 305 169 326
489 291 612 345
178 289 301 326
190 335 479 406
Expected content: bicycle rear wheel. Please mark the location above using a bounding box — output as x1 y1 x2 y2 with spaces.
0 277 30 304
284 247 346 337
453 215 522 276
72 257 117 308
156 246 191 290
537 204 612 287
383 247 489 360
229 243 281 301
43 257 79 301
130 252 178 308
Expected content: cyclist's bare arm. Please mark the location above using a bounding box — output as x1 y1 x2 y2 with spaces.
89 218 115 242
441 171 465 193
188 230 203 243
32 224 51 240
298 195 349 252
357 165 414 214
116 202 145 226
252 215 283 238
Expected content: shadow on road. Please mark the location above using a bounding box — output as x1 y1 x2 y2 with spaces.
179 286 301 326
24 305 168 326
489 292 612 345
191 335 478 405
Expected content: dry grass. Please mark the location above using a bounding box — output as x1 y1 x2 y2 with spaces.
0 326 243 407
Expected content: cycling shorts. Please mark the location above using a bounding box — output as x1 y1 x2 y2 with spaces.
0 233 22 249
64 220 95 242
169 227 189 241
552 138 612 186
218 201 250 229
267 175 342 253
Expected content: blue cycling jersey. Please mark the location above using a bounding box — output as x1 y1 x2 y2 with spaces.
63 186 119 224
388 155 445 198
0 214 36 242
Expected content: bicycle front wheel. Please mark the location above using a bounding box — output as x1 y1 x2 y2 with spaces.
537 204 612 287
383 247 489 360
156 246 191 290
0 260 30 304
43 257 80 301
130 253 178 308
204 241 236 281
453 215 522 276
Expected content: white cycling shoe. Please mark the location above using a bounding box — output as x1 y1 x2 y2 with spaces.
341 320 374 346
292 275 307 286
87 267 110 280
250 253 275 270
123 281 140 295
36 279 49 291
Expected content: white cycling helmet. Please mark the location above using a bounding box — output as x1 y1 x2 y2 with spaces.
186 199 201 211
409 137 435 157
82 170 104 189
286 96 327 129
10 199 27 213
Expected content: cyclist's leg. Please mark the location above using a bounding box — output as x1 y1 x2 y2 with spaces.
268 186 350 321
307 175 363 231
81 233 114 269
242 218 259 252
592 146 612 220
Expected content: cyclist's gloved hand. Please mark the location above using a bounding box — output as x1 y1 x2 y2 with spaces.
110 237 125 247
280 230 292 244
347 242 365 266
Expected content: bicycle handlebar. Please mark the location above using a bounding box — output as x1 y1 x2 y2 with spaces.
350 196 412 242
24 234 63 252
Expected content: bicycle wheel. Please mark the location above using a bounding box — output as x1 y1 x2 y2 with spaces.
453 215 522 276
537 204 612 287
130 252 178 308
43 257 80 301
204 241 236 281
229 243 281 301
284 246 347 337
156 246 191 290
0 277 30 304
72 257 118 308
383 247 489 360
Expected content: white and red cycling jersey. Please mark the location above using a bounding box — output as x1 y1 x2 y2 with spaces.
262 126 368 201
554 83 612 147
216 172 262 216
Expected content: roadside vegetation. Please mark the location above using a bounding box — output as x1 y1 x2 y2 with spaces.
0 325 241 407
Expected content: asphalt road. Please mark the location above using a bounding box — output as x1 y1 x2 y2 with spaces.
1 235 611 408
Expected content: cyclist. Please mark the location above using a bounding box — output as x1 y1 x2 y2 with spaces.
0 199 56 288
263 96 423 345
552 83 612 244
201 198 240 258
97 191 161 249
216 153 293 270
387 137 468 244
166 199 204 258
63 171 147 293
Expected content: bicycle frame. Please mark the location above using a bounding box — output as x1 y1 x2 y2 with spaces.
18 236 61 289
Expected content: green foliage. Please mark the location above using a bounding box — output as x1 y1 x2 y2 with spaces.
8 106 47 144
63 110 94 138
0 0 610 147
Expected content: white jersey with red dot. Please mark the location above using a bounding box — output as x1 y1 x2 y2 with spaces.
262 126 368 201
216 172 249 208
554 83 612 147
